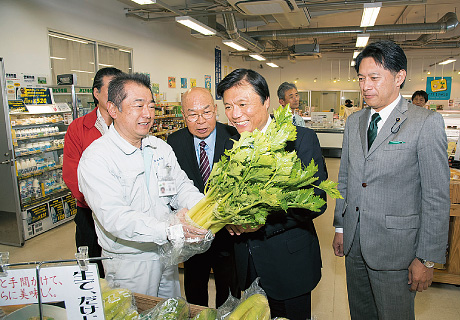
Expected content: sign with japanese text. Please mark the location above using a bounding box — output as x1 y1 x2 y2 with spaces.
63 194 77 218
426 77 452 100
49 198 65 224
0 264 104 319
26 203 49 226
20 87 52 105
8 100 27 113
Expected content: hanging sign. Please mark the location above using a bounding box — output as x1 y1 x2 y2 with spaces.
426 77 452 100
215 47 222 100
0 264 104 319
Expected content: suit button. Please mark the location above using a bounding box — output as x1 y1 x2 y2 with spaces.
362 183 367 187
356 207 359 211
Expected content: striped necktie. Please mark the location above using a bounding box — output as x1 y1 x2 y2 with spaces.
199 141 211 185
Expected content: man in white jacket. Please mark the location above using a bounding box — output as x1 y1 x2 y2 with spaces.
78 73 207 297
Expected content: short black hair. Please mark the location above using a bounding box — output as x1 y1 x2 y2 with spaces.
92 67 123 106
355 40 407 89
108 73 153 111
345 99 352 105
217 68 269 104
412 90 428 103
277 82 297 100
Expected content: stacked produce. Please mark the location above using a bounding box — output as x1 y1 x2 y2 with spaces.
192 308 218 320
139 297 189 320
100 279 139 320
227 294 270 320
187 105 342 233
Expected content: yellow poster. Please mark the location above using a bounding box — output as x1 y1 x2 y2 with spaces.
430 78 447 92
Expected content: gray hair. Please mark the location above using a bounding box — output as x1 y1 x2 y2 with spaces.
277 82 297 100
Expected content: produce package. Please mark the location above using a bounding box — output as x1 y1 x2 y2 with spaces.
139 297 190 320
187 105 342 233
223 278 270 320
191 307 218 320
100 278 139 320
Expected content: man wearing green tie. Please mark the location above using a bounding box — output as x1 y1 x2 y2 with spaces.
332 40 450 319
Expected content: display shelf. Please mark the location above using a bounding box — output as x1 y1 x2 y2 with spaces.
21 187 69 210
16 131 66 141
11 121 65 128
155 114 182 119
152 128 181 136
17 164 63 180
15 146 64 157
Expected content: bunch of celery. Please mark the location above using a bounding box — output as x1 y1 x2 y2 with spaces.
187 105 342 234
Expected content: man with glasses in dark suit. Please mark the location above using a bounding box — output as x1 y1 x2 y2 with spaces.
167 87 239 307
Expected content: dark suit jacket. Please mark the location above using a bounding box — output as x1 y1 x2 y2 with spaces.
227 126 328 300
167 122 238 252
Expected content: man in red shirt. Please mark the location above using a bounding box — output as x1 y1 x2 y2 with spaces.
63 67 122 276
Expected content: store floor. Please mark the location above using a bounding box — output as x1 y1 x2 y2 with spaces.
1 158 460 319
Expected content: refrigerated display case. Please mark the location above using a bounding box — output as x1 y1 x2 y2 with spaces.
49 85 94 120
0 58 76 246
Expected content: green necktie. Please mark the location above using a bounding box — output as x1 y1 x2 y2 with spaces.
368 113 381 150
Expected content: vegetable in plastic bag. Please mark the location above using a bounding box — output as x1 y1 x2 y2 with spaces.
192 307 218 320
139 297 189 320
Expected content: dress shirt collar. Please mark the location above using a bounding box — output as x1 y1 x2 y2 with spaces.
369 94 401 126
260 115 272 133
96 108 110 134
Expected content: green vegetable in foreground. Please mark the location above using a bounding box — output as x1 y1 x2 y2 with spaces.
187 105 342 233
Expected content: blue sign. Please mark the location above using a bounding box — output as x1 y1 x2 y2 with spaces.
426 77 451 100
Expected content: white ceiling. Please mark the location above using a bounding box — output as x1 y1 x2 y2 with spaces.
117 0 460 61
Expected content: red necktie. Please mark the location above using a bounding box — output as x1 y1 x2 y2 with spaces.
199 141 211 185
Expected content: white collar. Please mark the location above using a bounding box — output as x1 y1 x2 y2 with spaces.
370 95 401 125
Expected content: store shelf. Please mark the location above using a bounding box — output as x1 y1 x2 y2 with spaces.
12 121 66 129
15 146 64 157
16 131 66 141
152 128 180 136
21 187 70 210
155 114 182 119
17 164 63 181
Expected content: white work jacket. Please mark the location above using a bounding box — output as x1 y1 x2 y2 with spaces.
78 125 203 259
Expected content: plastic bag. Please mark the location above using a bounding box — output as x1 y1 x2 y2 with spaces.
216 294 241 319
191 307 218 320
100 278 139 320
139 297 189 320
159 210 214 266
221 278 270 320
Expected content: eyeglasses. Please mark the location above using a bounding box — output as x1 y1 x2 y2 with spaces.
185 110 215 122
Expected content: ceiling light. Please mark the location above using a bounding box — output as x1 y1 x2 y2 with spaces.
356 34 370 47
50 56 66 60
313 78 317 83
353 51 361 59
175 16 216 36
439 59 456 65
266 62 279 68
99 63 114 67
360 2 382 27
249 54 266 61
70 69 94 74
131 0 156 4
350 60 356 67
222 40 247 51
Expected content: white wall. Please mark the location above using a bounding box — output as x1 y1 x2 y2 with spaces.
1 0 459 118
0 0 248 122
